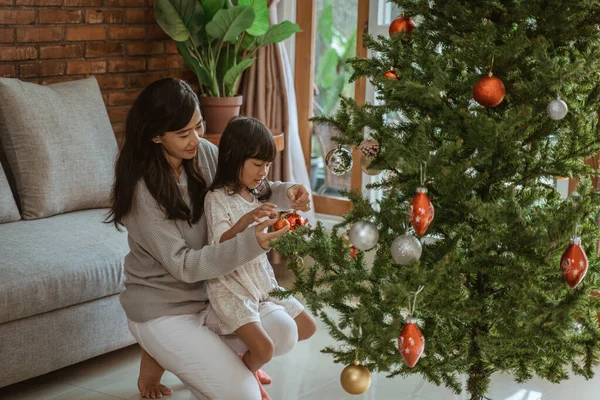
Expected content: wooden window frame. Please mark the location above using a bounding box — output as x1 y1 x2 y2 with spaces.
294 0 370 216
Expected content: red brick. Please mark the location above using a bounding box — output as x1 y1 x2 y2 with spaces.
0 0 13 5
108 27 146 40
108 59 145 73
16 27 62 43
113 123 125 139
108 107 128 124
0 45 37 61
85 10 123 24
108 90 141 106
39 10 82 24
0 10 36 25
128 72 166 88
20 61 64 78
16 0 60 5
165 41 178 54
40 44 83 59
147 56 183 71
66 61 107 75
0 64 16 78
65 27 106 41
126 42 163 56
64 0 103 5
86 42 123 58
0 28 13 43
102 92 108 105
96 75 126 90
125 9 155 24
108 0 145 6
146 25 169 40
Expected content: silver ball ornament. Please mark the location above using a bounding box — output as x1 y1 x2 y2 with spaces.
547 96 568 120
348 221 379 251
325 147 353 176
391 234 422 265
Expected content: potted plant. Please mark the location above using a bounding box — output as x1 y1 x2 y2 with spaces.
154 0 301 134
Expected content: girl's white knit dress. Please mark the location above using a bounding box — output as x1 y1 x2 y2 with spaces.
204 187 304 335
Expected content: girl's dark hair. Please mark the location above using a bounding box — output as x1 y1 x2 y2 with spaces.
106 77 207 229
210 116 276 202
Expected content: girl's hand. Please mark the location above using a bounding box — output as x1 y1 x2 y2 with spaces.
286 185 311 212
255 218 290 250
244 203 278 225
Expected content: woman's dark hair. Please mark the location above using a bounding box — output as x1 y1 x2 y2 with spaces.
105 77 207 229
210 116 276 202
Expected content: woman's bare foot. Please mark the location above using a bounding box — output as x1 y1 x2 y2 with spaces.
138 348 173 399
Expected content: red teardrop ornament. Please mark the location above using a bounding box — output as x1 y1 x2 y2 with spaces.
409 187 434 236
398 320 425 368
560 236 588 289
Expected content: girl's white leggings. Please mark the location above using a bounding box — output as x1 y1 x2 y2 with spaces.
127 306 299 400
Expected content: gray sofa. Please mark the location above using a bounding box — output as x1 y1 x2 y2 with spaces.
0 77 135 388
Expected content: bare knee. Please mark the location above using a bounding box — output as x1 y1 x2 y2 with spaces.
297 312 317 341
249 336 274 365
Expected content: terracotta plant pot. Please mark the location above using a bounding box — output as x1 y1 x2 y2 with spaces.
198 95 243 135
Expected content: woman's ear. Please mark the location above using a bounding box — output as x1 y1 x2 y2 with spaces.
153 137 161 144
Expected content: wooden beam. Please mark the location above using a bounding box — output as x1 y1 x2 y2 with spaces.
294 0 316 171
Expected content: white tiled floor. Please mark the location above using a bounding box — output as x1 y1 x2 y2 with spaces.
3 311 600 400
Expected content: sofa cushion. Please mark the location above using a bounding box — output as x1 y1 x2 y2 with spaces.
0 209 128 324
0 163 19 223
0 77 118 220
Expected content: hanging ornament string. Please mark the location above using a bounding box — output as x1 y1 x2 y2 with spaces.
408 285 425 318
488 54 494 76
420 161 427 187
575 223 582 238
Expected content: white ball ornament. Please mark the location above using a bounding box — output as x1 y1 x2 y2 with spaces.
348 221 379 251
391 234 422 265
547 96 568 120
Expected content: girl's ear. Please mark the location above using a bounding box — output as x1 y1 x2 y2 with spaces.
153 137 161 144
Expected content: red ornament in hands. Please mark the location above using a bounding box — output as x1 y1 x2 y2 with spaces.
409 187 434 236
389 15 416 36
398 319 425 368
473 73 505 107
560 236 588 288
274 212 307 232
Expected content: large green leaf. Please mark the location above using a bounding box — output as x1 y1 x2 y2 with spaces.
316 48 339 89
341 29 356 61
200 0 225 22
154 0 198 42
223 58 254 96
256 20 301 47
176 41 213 89
238 0 269 36
317 3 334 46
206 6 255 42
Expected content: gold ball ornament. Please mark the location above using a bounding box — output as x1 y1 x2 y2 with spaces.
340 361 372 395
473 73 505 107
389 15 416 37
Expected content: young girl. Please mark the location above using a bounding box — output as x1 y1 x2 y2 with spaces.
205 116 317 376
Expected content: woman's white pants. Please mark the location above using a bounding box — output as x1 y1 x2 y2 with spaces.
127 306 298 400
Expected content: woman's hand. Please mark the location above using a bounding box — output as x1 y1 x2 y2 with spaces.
243 203 278 225
255 218 290 250
286 185 311 212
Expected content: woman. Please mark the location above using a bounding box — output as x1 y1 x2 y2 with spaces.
106 78 311 399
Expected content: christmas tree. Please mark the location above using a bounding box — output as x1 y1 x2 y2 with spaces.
274 1 600 399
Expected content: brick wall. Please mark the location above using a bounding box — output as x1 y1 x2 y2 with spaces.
0 0 194 143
